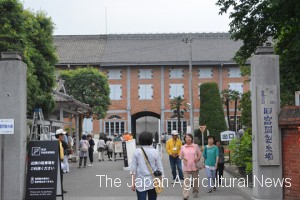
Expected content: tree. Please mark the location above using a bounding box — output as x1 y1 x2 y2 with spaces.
199 83 227 141
231 90 241 132
59 67 111 119
170 96 188 138
221 89 231 129
0 0 57 114
216 0 300 106
239 91 252 129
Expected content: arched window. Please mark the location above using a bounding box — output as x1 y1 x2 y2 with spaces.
108 115 121 119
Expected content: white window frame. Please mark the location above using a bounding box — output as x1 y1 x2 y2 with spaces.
138 84 153 100
198 67 213 78
139 69 153 79
109 84 122 100
166 120 187 134
228 83 243 94
228 67 241 78
169 84 184 99
169 68 184 79
107 69 122 79
105 121 126 136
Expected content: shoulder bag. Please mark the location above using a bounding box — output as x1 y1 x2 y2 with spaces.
141 147 164 194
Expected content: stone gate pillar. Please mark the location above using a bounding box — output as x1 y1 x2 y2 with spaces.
0 52 27 200
251 46 282 199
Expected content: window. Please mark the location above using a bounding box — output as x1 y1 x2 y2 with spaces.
228 83 243 94
139 69 153 79
107 69 122 79
169 68 183 79
169 84 184 99
229 116 242 131
139 84 153 100
167 120 187 134
228 67 241 78
198 67 213 78
105 121 125 136
109 85 122 100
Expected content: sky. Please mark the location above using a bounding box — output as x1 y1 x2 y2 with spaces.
22 0 231 35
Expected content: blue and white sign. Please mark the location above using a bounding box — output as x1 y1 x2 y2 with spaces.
220 130 236 141
257 85 280 165
0 119 14 134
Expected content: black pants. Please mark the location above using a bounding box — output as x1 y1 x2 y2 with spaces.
216 163 224 184
89 149 94 163
79 157 87 167
107 151 113 159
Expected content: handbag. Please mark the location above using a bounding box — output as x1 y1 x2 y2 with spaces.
141 147 164 194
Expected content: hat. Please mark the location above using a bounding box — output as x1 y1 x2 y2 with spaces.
55 129 66 135
171 130 179 135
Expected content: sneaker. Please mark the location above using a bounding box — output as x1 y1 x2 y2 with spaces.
213 187 216 191
171 180 175 184
88 164 93 167
78 166 81 168
193 193 198 198
207 189 212 193
99 159 101 162
102 159 104 161
83 166 86 168
183 198 188 200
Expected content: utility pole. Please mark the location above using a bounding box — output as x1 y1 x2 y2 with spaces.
183 36 194 136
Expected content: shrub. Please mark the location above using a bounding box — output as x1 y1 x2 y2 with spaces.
229 130 252 175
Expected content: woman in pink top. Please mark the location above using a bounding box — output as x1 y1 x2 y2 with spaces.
179 134 202 200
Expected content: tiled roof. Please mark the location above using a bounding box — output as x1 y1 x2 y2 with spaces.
54 33 242 65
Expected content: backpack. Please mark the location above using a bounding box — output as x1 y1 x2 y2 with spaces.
81 141 89 152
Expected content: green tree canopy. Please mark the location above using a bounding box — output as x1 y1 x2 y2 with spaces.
0 0 57 114
59 67 111 119
199 82 227 141
216 0 300 105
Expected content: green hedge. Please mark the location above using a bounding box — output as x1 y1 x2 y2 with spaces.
198 82 227 141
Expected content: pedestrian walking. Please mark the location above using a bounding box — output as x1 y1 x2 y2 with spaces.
202 135 219 193
78 134 90 168
179 134 202 199
215 140 224 185
166 130 184 183
55 129 67 193
130 131 164 200
106 138 114 161
97 136 106 161
87 134 95 167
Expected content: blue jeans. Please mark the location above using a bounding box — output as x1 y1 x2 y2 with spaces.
205 168 216 190
169 155 184 180
136 188 157 200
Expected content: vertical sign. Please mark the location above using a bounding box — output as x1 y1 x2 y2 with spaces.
257 85 280 165
122 142 128 167
26 140 62 199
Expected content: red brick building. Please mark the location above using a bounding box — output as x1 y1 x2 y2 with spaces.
54 33 249 137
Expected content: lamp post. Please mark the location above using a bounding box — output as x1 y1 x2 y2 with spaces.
183 36 194 136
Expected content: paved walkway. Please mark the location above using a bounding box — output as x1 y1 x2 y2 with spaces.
63 149 252 200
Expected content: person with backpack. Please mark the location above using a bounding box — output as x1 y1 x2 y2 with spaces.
78 134 90 168
97 136 106 161
106 138 114 161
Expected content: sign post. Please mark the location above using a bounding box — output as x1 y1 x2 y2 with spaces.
25 140 63 200
199 126 206 149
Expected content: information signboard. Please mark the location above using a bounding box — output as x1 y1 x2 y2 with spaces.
25 140 62 200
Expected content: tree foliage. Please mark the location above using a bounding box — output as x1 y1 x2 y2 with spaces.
216 0 300 106
170 96 188 138
0 0 57 114
239 91 252 129
229 130 252 175
199 83 227 141
59 67 111 119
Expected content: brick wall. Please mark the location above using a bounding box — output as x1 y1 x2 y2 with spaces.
279 106 300 200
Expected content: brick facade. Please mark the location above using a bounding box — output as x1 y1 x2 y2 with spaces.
279 106 300 200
